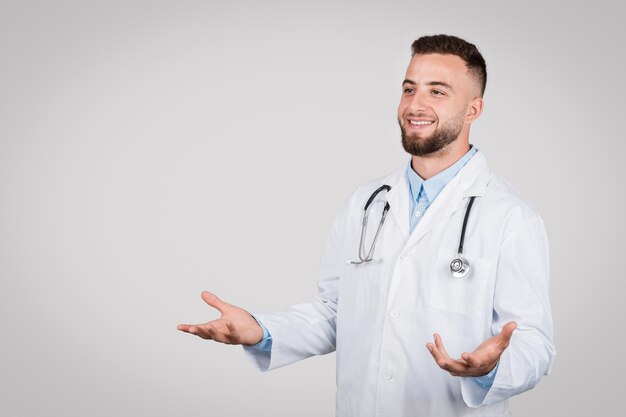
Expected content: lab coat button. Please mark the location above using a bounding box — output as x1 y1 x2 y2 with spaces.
382 371 393 380
390 310 399 318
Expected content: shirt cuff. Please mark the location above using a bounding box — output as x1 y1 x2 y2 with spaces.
473 362 499 389
248 315 272 352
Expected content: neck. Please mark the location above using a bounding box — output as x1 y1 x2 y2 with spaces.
410 139 471 180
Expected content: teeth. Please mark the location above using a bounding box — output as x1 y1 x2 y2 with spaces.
409 120 433 126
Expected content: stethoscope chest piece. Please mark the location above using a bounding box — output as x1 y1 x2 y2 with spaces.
448 195 477 279
449 257 470 278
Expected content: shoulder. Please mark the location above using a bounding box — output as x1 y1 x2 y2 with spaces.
483 171 546 240
330 165 405 228
346 165 405 208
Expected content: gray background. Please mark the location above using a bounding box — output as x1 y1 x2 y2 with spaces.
1 0 623 416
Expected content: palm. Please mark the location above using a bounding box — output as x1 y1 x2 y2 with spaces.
473 333 507 359
177 291 264 346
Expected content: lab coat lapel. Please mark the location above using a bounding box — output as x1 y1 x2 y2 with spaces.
405 152 491 248
385 168 411 244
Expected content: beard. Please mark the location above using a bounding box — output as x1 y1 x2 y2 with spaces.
400 113 464 156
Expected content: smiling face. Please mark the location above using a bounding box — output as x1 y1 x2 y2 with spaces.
398 53 483 157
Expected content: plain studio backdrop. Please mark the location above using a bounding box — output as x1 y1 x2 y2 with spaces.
1 1 624 416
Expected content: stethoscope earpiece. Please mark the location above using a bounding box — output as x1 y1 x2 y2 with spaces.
449 257 470 278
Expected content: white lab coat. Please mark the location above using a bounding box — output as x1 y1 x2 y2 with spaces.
244 152 555 417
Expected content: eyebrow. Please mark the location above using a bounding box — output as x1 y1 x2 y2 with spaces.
402 79 453 90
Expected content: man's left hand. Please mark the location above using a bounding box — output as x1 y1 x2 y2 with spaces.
426 321 517 377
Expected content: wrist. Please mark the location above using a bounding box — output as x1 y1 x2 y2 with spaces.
250 314 270 344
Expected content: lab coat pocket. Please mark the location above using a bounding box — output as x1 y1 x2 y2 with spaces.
429 247 491 318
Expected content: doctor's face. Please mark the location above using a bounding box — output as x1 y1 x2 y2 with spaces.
397 53 482 156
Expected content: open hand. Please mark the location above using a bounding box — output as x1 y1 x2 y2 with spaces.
177 291 264 346
426 321 517 377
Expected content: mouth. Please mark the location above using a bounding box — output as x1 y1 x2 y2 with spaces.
406 118 435 129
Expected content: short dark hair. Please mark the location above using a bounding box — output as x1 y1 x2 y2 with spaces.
411 34 487 96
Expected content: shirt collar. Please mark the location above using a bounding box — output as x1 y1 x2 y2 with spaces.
405 145 478 203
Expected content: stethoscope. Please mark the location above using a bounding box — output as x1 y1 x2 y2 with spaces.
348 185 477 279
348 185 391 265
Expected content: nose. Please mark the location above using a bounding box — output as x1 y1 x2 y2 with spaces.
407 90 428 113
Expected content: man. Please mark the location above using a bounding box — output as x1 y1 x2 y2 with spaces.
178 34 555 416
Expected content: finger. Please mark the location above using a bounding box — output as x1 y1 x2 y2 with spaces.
205 322 235 344
426 342 446 369
432 354 470 375
444 358 471 376
177 322 207 336
498 321 518 345
433 333 450 359
457 352 470 366
461 351 483 368
177 324 191 332
428 334 473 375
178 324 210 339
188 325 213 340
426 340 452 370
456 355 470 366
201 291 228 314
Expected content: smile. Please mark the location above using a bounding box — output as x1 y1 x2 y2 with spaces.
408 120 434 127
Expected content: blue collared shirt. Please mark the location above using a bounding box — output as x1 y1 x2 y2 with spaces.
406 146 477 233
251 145 497 388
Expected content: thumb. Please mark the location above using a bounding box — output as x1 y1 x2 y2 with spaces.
201 291 228 314
499 321 518 345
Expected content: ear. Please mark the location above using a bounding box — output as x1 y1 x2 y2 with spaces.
465 97 484 123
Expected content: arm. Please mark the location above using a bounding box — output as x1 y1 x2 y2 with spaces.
427 215 556 406
177 267 338 369
177 200 347 371
461 215 556 406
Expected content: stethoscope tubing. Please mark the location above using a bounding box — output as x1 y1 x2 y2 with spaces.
457 196 476 256
350 185 391 264
349 185 478 278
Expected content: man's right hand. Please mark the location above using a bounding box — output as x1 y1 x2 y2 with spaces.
177 291 264 346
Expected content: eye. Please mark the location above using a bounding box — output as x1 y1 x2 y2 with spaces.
403 87 414 94
431 89 445 96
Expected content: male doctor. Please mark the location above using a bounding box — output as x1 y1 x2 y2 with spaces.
178 34 555 416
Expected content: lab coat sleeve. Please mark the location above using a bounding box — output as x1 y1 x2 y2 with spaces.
461 215 556 407
242 199 347 372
